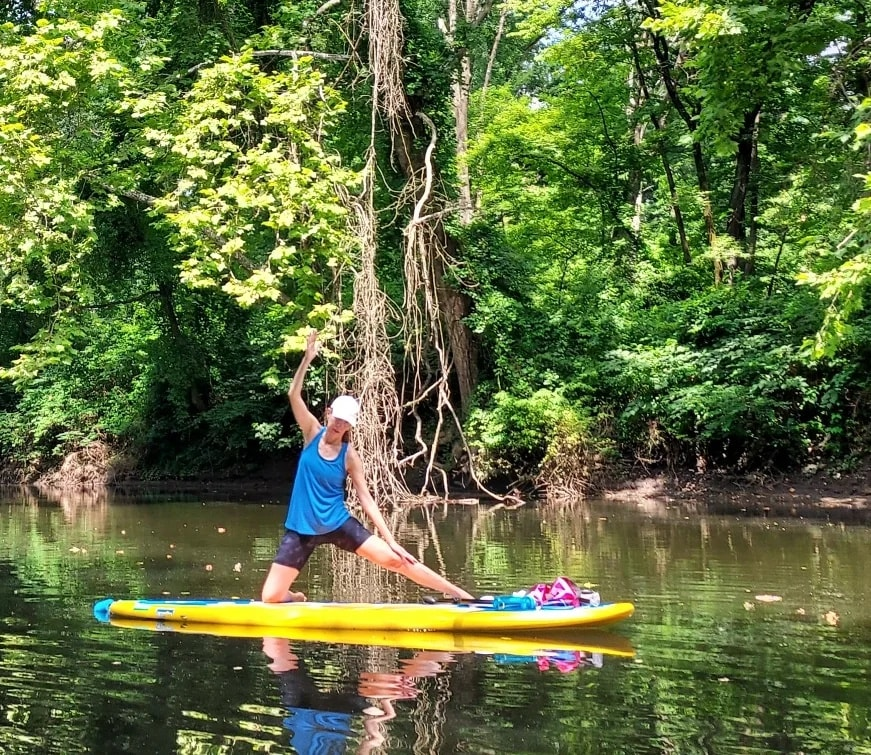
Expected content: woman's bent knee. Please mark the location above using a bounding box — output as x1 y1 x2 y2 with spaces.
261 583 285 603
261 563 298 603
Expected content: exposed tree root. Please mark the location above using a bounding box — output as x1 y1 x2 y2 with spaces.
32 441 135 489
329 0 514 504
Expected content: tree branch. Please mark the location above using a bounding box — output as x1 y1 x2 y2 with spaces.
184 49 351 77
473 0 495 25
480 8 506 102
315 0 342 14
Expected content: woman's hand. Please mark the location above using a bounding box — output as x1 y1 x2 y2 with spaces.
387 540 418 566
304 328 320 362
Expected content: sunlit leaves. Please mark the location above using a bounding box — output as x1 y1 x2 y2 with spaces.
798 97 871 358
799 253 871 359
0 10 360 392
149 51 359 327
644 0 849 153
0 15 128 333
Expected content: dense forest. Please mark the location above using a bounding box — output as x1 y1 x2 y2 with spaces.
1 0 870 498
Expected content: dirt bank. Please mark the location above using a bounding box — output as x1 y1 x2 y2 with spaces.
602 464 871 523
5 444 871 522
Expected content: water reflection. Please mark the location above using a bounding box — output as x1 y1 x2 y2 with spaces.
264 637 454 754
261 631 629 753
3 491 871 754
102 617 635 661
15 483 111 509
95 618 632 753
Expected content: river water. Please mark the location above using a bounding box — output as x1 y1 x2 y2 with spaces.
0 487 869 754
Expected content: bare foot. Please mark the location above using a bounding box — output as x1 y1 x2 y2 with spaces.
285 590 307 602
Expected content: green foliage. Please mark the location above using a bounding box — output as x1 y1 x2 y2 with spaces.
643 0 851 154
0 12 132 323
455 0 871 482
0 4 364 477
798 97 871 358
2 0 871 485
465 389 603 486
0 307 153 465
0 10 358 355
605 338 813 469
597 285 861 470
144 49 358 321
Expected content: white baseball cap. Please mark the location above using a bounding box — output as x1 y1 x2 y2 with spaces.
330 395 360 426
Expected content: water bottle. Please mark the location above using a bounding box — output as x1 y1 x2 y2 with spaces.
492 595 537 611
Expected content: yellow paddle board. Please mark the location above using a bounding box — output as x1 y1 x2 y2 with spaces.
94 597 635 633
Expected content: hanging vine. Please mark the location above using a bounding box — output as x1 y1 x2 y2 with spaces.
318 0 507 503
336 156 408 501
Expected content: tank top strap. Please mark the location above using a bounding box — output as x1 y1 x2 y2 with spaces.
337 440 349 469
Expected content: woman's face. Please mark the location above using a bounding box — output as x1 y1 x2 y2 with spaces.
324 410 352 440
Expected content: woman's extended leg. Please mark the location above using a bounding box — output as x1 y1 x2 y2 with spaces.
356 536 474 600
261 562 307 603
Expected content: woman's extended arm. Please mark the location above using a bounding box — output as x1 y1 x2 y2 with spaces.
346 447 417 565
288 329 322 444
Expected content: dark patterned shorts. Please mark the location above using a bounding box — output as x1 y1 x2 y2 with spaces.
273 516 373 570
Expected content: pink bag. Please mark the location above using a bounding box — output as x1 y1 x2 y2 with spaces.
527 576 583 608
537 651 582 673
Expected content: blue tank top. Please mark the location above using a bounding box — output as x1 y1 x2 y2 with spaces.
285 427 351 534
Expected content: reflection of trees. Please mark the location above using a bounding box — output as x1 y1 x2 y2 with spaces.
255 637 469 754
413 668 451 752
328 502 474 604
31 484 111 509
0 490 139 602
3 492 869 753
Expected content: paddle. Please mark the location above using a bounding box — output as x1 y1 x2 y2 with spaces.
422 595 494 605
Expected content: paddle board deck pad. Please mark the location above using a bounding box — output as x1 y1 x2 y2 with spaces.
94 597 634 633
103 617 636 658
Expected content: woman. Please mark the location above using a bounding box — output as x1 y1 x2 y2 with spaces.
261 329 473 603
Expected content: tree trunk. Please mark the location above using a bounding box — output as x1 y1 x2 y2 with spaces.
645 20 717 277
766 229 787 298
692 140 719 281
391 112 478 415
659 133 691 264
438 0 496 412
624 9 690 263
439 236 477 411
454 52 474 224
626 67 646 239
745 125 761 275
726 106 762 272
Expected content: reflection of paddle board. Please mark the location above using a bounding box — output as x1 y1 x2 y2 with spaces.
104 617 635 658
93 597 634 633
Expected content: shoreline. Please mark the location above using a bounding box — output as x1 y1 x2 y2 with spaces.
601 466 871 522
4 464 871 522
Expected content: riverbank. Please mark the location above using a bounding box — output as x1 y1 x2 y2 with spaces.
4 443 870 521
602 463 871 522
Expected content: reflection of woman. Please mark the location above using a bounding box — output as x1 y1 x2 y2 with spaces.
263 639 455 755
263 637 371 753
261 329 473 603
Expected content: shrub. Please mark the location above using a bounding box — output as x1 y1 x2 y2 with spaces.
465 389 613 497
